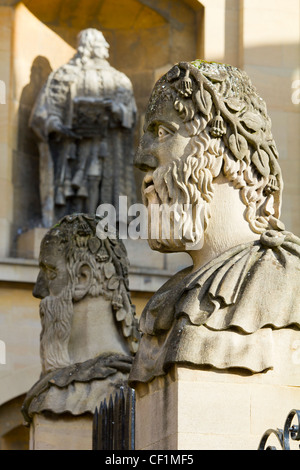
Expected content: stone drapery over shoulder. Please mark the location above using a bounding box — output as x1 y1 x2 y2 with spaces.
22 353 133 424
129 231 300 385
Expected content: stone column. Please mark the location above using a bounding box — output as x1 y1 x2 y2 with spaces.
0 6 14 258
29 414 93 451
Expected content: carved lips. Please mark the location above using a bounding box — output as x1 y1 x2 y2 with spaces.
142 173 162 206
143 173 155 195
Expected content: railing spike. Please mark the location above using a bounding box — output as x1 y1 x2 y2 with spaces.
93 387 136 450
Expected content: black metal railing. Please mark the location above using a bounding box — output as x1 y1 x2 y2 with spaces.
93 387 135 450
258 409 300 450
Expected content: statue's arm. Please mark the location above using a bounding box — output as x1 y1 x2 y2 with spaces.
29 68 74 141
109 73 137 129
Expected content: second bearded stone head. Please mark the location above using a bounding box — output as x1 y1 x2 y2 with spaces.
33 213 139 375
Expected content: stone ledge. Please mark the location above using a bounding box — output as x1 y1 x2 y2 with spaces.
0 258 39 283
0 258 178 292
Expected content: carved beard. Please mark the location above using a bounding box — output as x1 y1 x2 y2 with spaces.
39 286 74 375
143 154 213 252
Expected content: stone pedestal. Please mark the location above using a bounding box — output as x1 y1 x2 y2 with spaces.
29 413 93 450
17 228 48 259
135 329 300 450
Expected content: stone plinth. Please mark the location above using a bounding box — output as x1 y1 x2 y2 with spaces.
135 329 300 450
29 413 93 450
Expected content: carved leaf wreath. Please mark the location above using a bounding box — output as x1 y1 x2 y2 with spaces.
116 307 127 321
125 310 134 327
108 275 120 290
113 243 127 259
104 262 115 279
185 62 276 186
228 133 249 161
87 236 101 254
225 97 245 113
193 82 212 117
252 149 270 177
240 111 265 133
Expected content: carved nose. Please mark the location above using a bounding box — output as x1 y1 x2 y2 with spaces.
33 271 50 299
134 143 158 172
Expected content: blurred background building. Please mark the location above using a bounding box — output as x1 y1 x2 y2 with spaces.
0 0 299 450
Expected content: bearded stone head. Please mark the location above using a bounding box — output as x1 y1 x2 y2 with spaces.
135 61 284 254
33 213 139 375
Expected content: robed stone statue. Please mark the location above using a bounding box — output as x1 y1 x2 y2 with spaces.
30 29 137 228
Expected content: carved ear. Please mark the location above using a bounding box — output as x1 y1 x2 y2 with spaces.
73 263 93 301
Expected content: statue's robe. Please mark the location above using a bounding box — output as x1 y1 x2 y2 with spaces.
30 57 137 225
129 230 300 385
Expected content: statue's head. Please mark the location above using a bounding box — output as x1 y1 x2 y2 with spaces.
33 213 139 374
76 28 109 61
135 61 284 252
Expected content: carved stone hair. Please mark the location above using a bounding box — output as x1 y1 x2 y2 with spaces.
43 213 139 354
148 61 284 233
77 28 109 48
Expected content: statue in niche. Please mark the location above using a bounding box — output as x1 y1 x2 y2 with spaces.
30 29 137 228
22 213 139 424
129 60 300 386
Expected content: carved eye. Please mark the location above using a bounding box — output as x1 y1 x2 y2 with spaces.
46 269 57 281
41 262 57 281
157 125 171 139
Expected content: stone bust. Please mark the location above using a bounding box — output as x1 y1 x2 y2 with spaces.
129 61 300 385
30 28 137 228
22 213 139 423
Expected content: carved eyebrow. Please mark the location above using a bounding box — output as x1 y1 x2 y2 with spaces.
144 119 179 134
39 261 57 272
